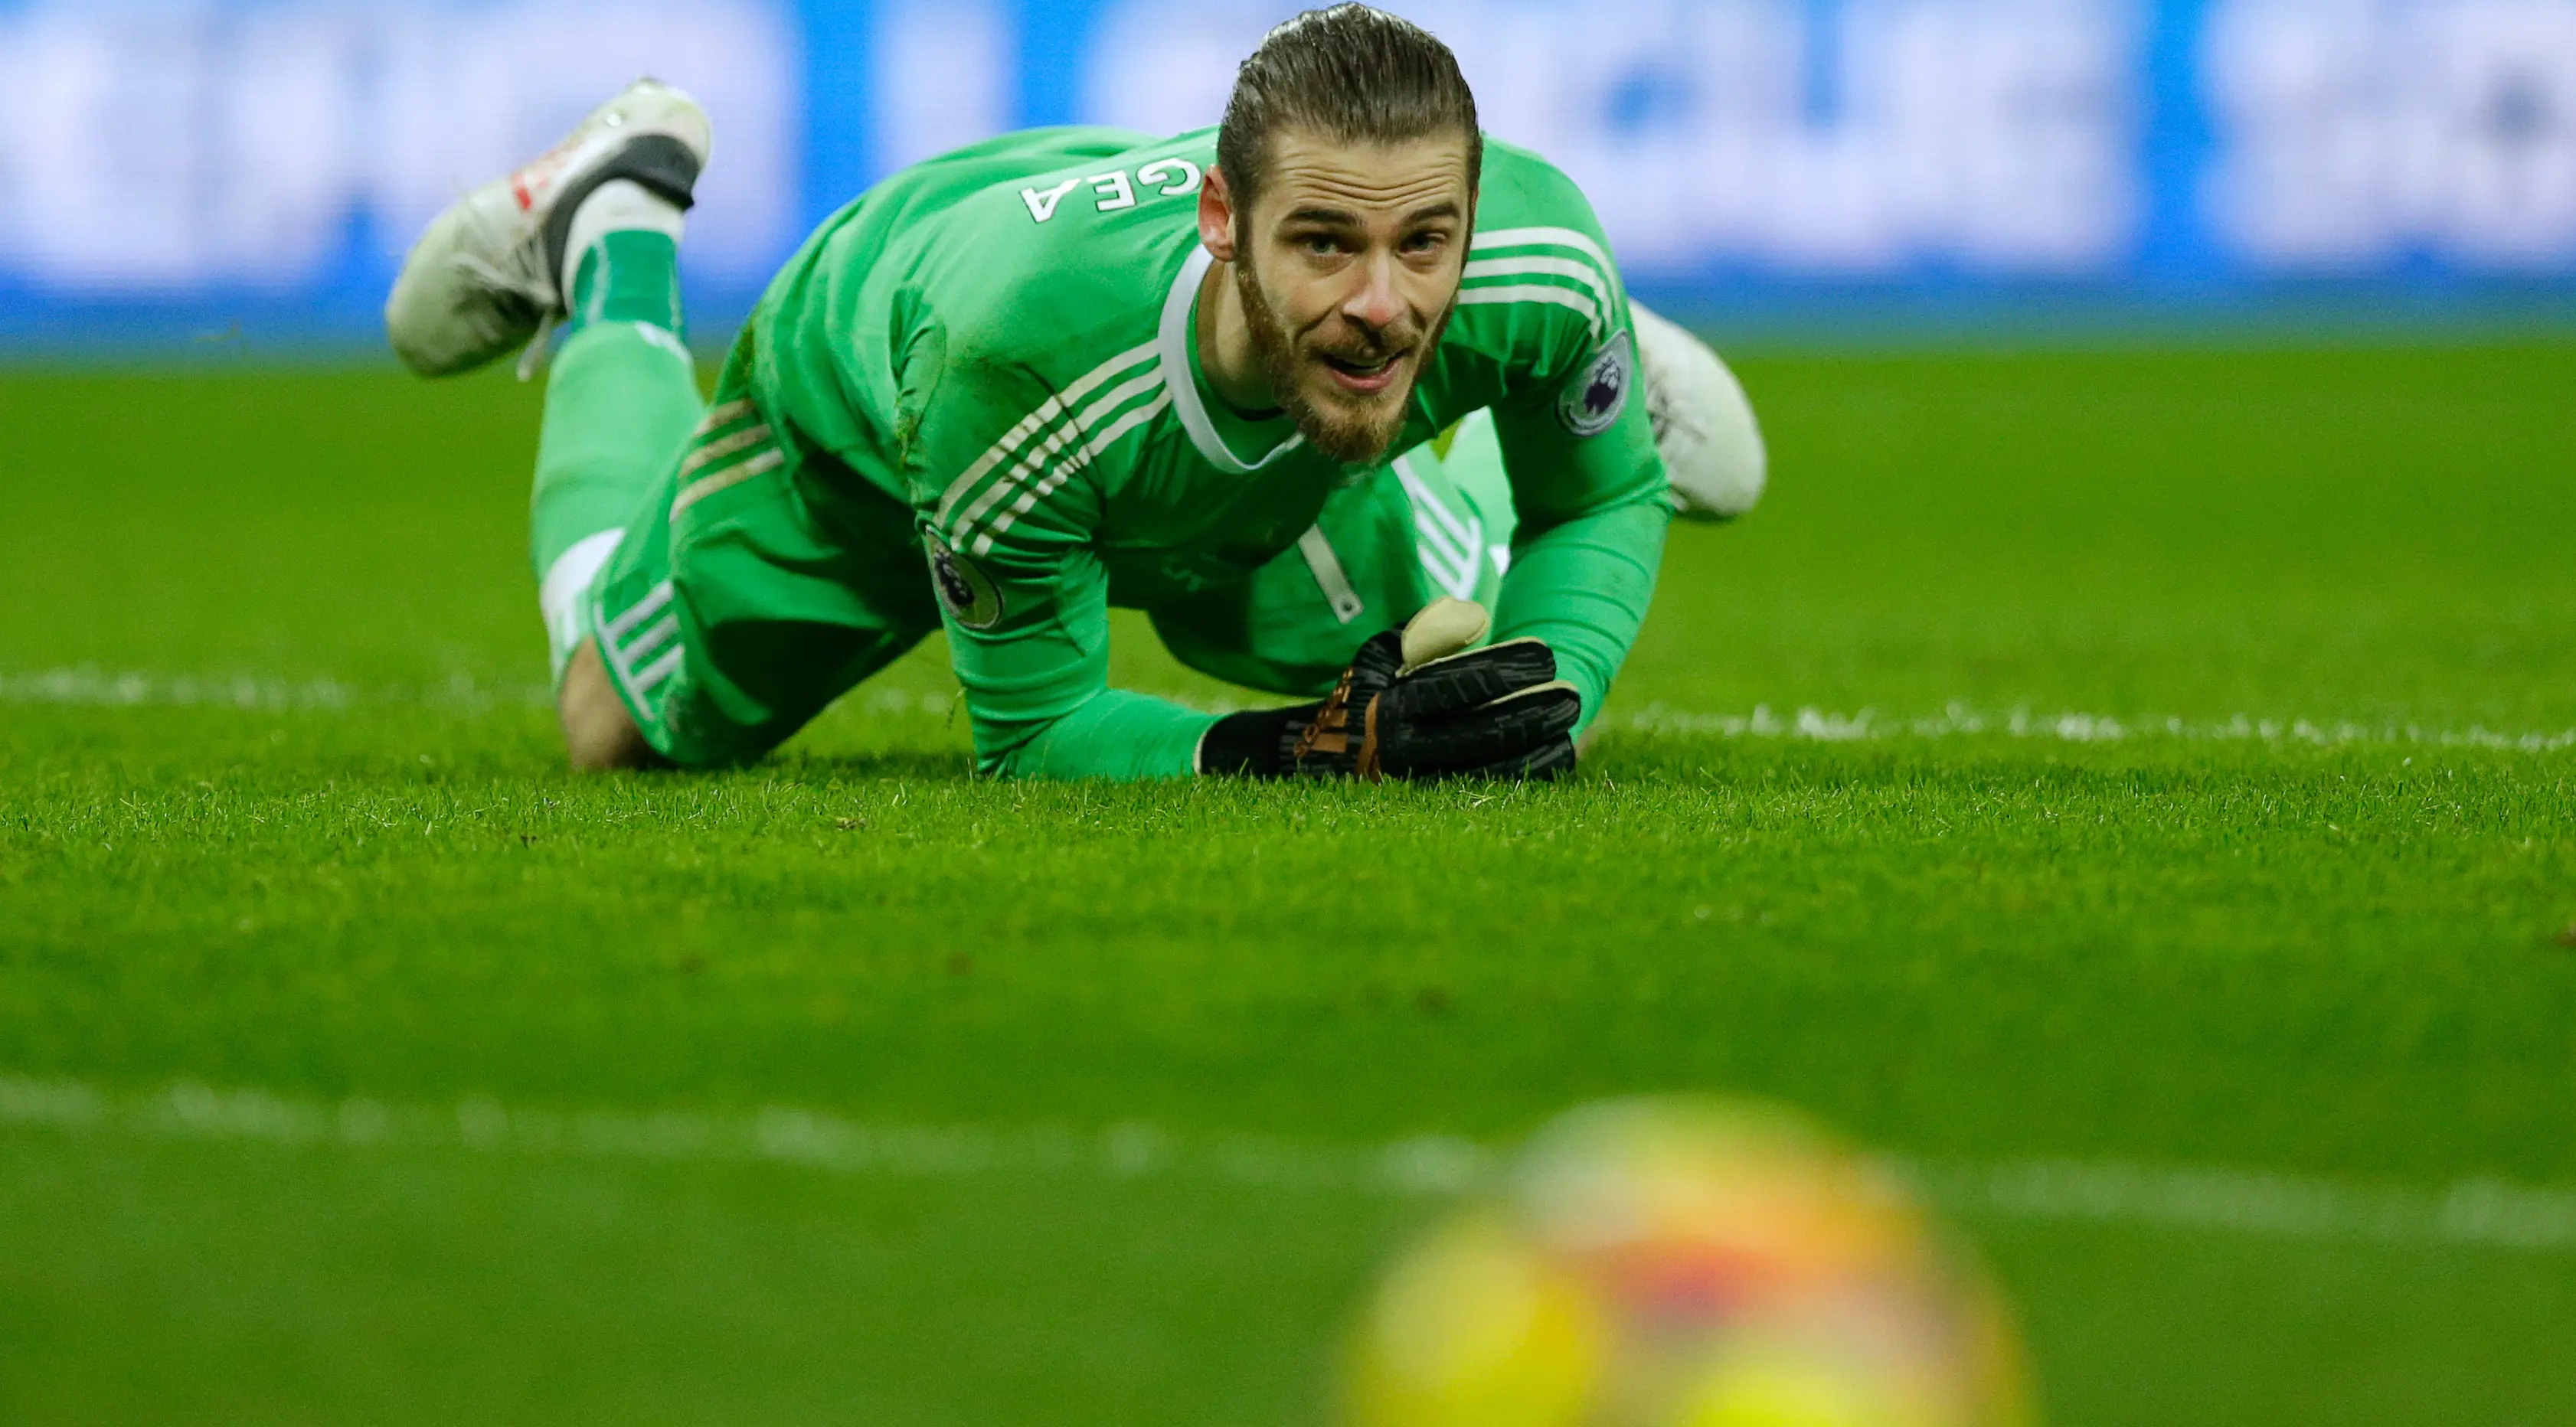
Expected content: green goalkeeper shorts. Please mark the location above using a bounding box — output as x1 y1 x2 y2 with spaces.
584 354 942 767
585 362 1514 767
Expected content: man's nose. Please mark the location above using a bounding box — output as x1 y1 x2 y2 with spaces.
1342 250 1404 331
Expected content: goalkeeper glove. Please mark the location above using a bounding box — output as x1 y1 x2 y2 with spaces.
1197 599 1581 782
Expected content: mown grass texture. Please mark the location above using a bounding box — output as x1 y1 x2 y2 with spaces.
2 343 2572 1425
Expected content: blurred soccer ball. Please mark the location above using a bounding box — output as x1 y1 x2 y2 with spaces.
1343 1099 2032 1427
1633 305 1767 522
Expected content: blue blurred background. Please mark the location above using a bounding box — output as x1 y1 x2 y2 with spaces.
3 0 2573 350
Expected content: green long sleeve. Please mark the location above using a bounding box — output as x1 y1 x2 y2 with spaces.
986 687 1216 780
1492 495 1670 727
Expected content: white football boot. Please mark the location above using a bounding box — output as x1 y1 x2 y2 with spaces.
385 79 712 378
1633 302 1768 521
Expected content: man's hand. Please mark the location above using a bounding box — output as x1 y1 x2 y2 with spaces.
1198 599 1582 781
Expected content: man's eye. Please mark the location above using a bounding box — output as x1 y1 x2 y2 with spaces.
1402 232 1448 255
1299 234 1339 256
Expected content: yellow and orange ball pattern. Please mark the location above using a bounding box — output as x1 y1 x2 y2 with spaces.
1345 1099 2032 1427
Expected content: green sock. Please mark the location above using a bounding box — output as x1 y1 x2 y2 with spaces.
530 231 701 675
564 229 685 338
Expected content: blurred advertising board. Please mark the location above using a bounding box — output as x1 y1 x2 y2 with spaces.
2 0 2571 348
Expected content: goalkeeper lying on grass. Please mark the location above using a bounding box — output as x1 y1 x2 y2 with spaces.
387 4 1763 782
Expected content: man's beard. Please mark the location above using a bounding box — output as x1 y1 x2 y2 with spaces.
1235 260 1450 465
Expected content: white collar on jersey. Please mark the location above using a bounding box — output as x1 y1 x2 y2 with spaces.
1158 244 1306 475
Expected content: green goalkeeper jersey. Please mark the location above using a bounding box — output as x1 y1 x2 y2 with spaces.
744 126 1669 779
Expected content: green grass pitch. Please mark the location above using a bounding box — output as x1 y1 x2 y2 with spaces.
3 341 2573 1425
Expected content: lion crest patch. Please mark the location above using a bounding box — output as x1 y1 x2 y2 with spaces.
925 534 1003 631
1558 331 1633 438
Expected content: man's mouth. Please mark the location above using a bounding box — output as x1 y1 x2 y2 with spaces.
1314 348 1407 397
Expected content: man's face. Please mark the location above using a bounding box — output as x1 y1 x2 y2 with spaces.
1229 129 1473 463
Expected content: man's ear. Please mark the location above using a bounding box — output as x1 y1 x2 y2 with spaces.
1198 167 1240 262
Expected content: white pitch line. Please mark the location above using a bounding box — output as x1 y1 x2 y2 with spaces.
0 1074 1491 1198
5 669 2571 753
2 1075 2570 1255
1617 701 2576 754
0 669 962 720
0 668 537 714
1908 1158 2576 1254
0 668 369 710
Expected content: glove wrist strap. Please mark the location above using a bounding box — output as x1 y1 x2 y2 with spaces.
1198 707 1303 778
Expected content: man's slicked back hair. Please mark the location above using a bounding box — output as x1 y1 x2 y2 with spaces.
1215 4 1482 217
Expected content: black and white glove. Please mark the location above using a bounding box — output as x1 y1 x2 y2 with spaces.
1197 599 1581 782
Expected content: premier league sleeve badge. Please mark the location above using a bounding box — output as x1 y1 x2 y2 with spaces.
924 532 1005 631
1558 330 1634 438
